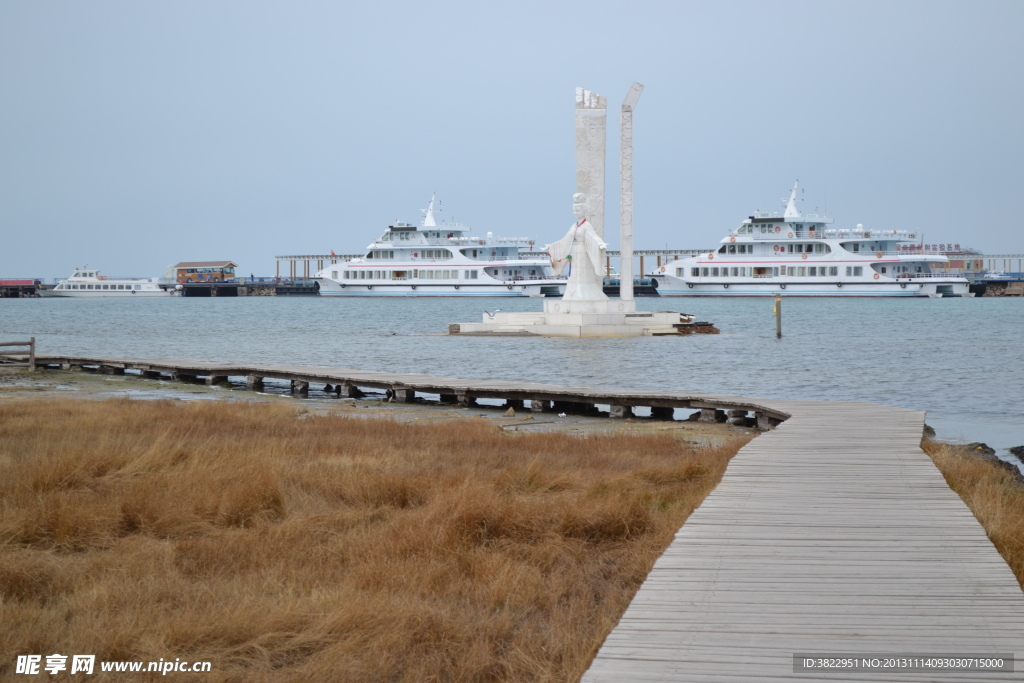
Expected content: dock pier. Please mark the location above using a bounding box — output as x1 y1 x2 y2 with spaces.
31 354 787 426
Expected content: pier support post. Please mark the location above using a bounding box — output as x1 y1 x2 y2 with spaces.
727 409 748 426
206 375 228 386
530 399 551 413
393 388 415 402
143 370 162 379
609 404 633 419
246 375 264 390
337 382 361 398
173 372 196 382
650 406 674 420
60 363 72 371
101 366 125 375
291 380 309 396
700 408 727 423
455 391 475 407
755 412 783 429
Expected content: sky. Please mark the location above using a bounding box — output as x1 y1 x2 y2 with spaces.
2 0 1022 279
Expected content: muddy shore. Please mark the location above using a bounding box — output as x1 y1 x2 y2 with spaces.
0 367 753 444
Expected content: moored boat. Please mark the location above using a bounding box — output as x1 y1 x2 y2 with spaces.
652 183 972 297
39 267 173 297
315 196 565 297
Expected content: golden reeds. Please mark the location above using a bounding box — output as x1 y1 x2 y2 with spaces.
921 438 1024 589
0 398 750 681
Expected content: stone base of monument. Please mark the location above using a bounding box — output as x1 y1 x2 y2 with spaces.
449 299 719 338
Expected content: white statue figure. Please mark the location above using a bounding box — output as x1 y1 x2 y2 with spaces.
544 192 608 301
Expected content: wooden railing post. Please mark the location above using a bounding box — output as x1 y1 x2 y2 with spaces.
29 337 35 371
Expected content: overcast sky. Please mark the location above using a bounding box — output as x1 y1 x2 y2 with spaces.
2 0 1021 279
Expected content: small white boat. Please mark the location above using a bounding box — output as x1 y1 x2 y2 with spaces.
40 267 173 297
315 196 566 297
652 183 973 298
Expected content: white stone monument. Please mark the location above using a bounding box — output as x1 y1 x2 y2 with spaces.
543 192 609 303
450 84 701 337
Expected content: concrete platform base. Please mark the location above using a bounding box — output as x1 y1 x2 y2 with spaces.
450 303 716 337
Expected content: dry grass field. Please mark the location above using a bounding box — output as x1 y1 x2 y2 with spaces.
921 438 1024 590
0 398 750 681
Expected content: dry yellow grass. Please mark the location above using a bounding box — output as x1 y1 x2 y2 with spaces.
0 398 750 681
921 438 1024 589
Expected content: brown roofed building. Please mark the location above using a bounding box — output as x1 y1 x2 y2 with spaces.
173 261 238 283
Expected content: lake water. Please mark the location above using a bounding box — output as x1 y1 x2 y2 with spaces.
2 295 1022 453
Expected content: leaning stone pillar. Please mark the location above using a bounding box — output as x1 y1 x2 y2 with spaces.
530 399 549 413
291 380 309 396
619 82 643 304
246 375 264 390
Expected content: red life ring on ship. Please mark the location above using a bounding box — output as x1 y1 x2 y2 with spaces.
729 236 736 243
660 266 666 273
708 254 714 259
876 251 883 258
775 226 781 233
787 232 794 238
874 273 881 279
801 253 808 260
773 245 779 251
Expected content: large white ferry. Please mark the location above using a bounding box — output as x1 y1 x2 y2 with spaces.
316 197 565 297
652 183 972 297
40 268 173 297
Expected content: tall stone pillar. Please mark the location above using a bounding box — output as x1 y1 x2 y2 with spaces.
575 87 607 239
619 83 643 305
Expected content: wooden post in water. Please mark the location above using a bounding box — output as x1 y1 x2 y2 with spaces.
774 295 782 339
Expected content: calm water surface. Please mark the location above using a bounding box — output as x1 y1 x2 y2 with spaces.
2 296 1021 452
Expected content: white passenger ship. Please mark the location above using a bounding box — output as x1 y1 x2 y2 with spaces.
316 197 565 297
652 183 972 297
40 268 173 297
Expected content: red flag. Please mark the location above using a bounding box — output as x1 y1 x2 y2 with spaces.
330 250 336 257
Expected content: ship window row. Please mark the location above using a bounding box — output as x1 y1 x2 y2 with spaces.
341 270 479 280
369 250 394 259
421 249 452 260
58 284 142 290
786 243 830 253
718 244 753 254
779 266 840 276
691 267 779 277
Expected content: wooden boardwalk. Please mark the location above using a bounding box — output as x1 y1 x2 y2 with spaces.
584 401 1024 682
25 355 1024 680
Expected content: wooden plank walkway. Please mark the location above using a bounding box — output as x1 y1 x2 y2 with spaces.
584 401 1024 682
25 355 1024 679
